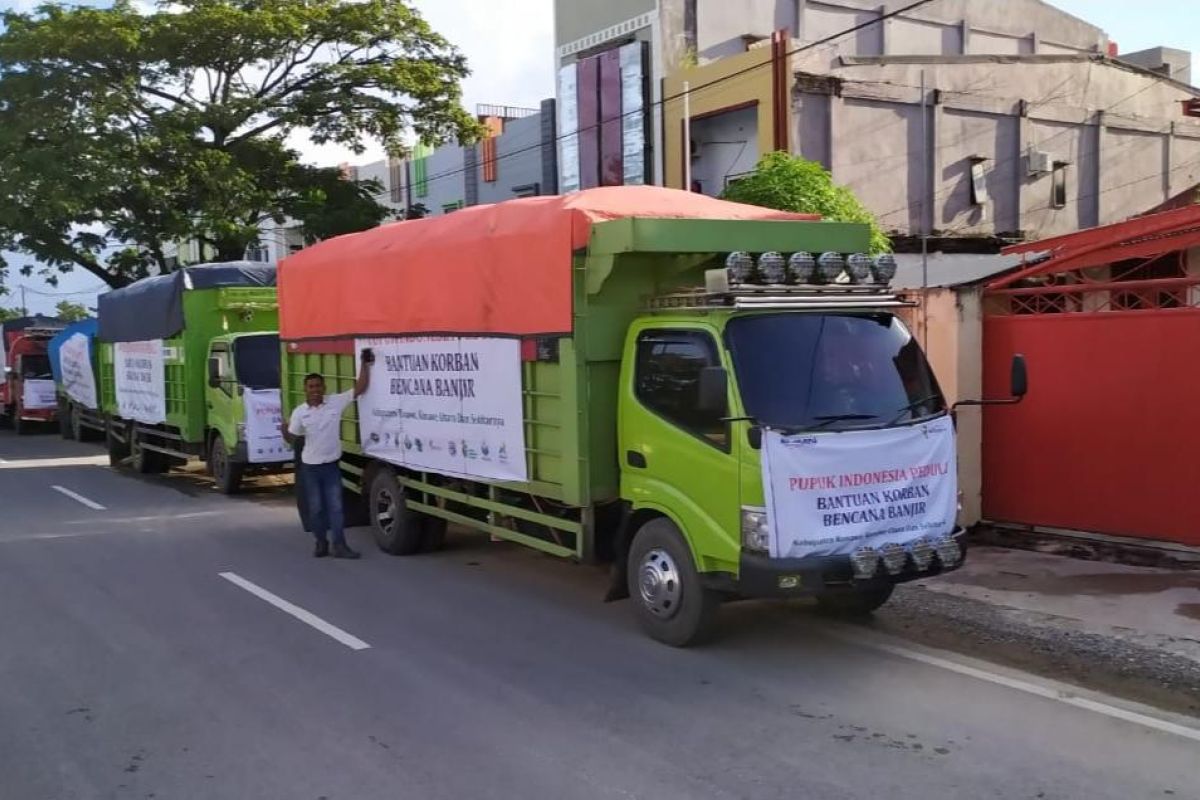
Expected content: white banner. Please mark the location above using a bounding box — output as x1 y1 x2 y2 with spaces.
762 418 957 559
243 388 289 464
22 379 57 410
114 340 166 424
59 333 98 410
355 336 528 482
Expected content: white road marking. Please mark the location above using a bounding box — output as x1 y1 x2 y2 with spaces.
51 485 107 511
219 572 370 651
0 456 109 470
826 625 1200 744
63 510 227 526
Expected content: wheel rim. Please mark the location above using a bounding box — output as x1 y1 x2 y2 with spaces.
374 484 397 536
638 548 683 619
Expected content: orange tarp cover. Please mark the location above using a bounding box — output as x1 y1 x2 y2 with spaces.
279 186 816 340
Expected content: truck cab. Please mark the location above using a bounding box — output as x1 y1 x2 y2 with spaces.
2 328 62 434
205 331 284 492
614 254 1024 645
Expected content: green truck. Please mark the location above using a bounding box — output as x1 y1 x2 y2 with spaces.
97 262 288 492
279 194 1025 645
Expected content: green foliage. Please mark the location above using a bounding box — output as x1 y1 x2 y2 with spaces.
0 0 480 288
54 300 89 322
0 306 27 322
721 152 892 254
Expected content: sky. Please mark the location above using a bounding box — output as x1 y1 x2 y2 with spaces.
1 0 1197 313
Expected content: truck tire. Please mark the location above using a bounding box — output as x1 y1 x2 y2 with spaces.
368 467 424 555
131 436 167 474
209 435 244 494
106 425 130 467
815 585 894 617
626 518 720 647
60 402 75 440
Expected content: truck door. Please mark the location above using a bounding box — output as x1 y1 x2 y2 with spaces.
205 342 235 440
621 326 740 568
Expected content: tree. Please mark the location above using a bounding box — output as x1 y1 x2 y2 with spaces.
0 306 27 322
54 300 90 322
721 152 892 254
0 0 479 288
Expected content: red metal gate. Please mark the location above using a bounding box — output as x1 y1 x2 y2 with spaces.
982 207 1200 547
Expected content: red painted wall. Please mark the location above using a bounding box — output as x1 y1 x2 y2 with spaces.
982 310 1200 546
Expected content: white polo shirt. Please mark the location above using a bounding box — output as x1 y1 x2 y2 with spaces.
288 390 355 465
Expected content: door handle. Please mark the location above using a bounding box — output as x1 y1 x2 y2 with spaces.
626 450 647 469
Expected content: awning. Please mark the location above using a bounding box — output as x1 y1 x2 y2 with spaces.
993 205 1200 289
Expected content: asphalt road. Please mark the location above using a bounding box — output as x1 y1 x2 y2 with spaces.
1 429 1197 800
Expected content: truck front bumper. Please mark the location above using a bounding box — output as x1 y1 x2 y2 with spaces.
716 527 968 598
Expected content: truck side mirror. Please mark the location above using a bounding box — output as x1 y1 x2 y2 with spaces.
1010 354 1027 399
697 366 728 413
207 357 221 388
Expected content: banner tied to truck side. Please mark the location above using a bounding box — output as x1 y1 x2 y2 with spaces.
355 337 528 483
22 379 57 411
762 417 957 559
60 333 98 410
113 340 167 424
243 388 289 464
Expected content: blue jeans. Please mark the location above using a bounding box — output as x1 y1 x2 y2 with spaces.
304 461 345 545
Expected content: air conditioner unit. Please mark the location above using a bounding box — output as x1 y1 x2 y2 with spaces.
1027 148 1053 176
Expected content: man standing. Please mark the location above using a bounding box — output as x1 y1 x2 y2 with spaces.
284 349 373 558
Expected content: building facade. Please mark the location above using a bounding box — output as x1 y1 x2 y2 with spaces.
554 0 1199 247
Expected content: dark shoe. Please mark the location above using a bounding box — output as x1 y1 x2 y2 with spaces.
313 540 330 558
332 543 361 560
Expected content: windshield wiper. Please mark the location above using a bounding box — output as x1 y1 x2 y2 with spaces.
887 395 944 425
806 413 878 431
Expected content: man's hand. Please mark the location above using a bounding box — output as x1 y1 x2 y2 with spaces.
355 348 374 397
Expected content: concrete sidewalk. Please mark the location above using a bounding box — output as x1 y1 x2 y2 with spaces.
873 545 1200 715
922 546 1200 665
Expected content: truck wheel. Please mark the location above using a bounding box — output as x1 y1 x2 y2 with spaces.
132 437 166 475
626 518 720 647
815 585 895 617
60 402 75 440
368 468 423 555
106 426 130 467
210 435 243 494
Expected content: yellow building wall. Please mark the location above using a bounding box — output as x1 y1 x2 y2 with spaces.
662 46 788 190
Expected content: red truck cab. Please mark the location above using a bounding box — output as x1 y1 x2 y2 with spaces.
1 323 63 434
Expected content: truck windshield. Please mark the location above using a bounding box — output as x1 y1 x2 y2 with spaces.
725 313 944 431
233 334 281 390
21 354 51 379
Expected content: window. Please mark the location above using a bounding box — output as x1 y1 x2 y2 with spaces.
1051 161 1069 209
210 345 231 396
234 334 281 390
635 330 728 448
969 156 989 206
725 314 944 431
442 200 464 214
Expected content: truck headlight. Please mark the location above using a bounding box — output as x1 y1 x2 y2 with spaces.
741 507 770 553
908 537 935 571
850 546 880 579
935 536 962 567
879 542 908 574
